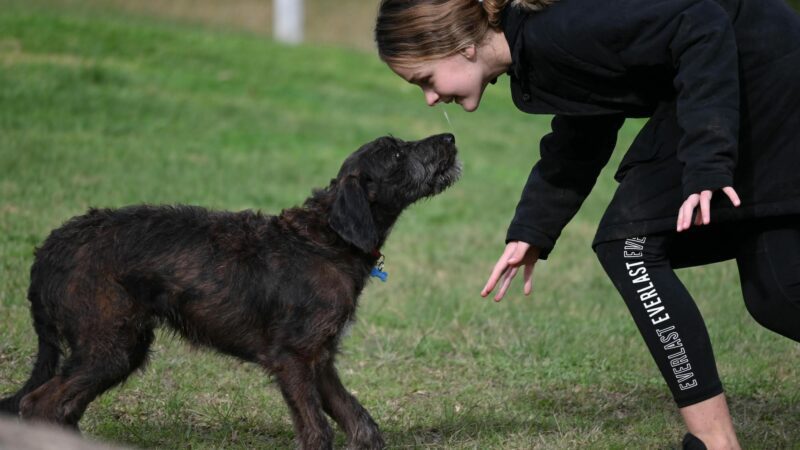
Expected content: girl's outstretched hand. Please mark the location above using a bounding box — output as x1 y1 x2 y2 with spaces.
676 186 741 232
481 241 541 302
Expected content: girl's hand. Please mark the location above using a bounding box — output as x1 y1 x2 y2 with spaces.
481 241 541 302
676 186 741 232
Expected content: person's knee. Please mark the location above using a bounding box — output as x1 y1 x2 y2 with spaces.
595 235 667 272
594 240 619 271
740 259 800 341
742 296 800 341
740 284 774 327
771 265 800 308
756 227 800 307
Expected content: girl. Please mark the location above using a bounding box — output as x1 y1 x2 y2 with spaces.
375 0 800 448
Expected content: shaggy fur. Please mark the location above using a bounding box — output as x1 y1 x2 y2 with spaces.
0 133 461 450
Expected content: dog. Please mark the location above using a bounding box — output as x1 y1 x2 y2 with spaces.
0 133 460 449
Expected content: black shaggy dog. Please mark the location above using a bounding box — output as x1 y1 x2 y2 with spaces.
0 133 461 449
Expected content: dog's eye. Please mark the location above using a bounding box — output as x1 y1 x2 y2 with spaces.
393 152 401 159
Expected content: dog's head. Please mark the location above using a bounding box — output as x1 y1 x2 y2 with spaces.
329 133 461 253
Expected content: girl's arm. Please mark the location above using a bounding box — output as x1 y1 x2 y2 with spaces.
506 113 625 259
483 114 622 301
617 0 740 199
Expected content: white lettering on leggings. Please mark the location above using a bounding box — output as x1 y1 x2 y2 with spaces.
624 238 698 391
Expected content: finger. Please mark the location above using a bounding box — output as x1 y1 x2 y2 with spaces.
678 195 696 232
523 264 534 296
693 209 703 226
481 264 506 297
481 263 507 297
677 202 685 231
722 186 741 207
700 190 712 225
684 195 698 230
507 241 530 265
678 199 690 231
495 266 518 302
481 245 516 296
685 195 700 230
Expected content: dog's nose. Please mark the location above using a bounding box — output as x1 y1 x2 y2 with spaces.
441 133 455 144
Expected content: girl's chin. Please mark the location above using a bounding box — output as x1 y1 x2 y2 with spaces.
461 100 480 112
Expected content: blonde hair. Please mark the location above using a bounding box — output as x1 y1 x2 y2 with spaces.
375 0 557 65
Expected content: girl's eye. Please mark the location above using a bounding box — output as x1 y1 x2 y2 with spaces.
414 76 430 88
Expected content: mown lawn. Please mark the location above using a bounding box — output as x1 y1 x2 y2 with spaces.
1 2 798 449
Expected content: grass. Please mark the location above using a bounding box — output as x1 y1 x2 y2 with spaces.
1 2 799 449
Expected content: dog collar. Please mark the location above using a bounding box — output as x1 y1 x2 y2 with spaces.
370 250 388 282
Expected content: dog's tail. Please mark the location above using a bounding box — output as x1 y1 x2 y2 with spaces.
0 334 61 415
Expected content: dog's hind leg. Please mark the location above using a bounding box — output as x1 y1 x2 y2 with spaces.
270 354 334 450
20 326 154 427
316 360 385 450
0 327 61 416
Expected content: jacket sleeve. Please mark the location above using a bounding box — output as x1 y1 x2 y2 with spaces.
618 0 740 198
506 114 625 259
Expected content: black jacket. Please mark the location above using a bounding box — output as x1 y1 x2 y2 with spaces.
503 0 800 258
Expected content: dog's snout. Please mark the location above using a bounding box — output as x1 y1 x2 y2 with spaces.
441 133 455 144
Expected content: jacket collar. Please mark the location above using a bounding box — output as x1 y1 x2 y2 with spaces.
500 4 527 80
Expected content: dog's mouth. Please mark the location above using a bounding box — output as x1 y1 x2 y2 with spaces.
401 133 462 200
430 152 462 194
435 155 461 179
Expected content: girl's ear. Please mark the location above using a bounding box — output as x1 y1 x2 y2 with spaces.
459 44 477 60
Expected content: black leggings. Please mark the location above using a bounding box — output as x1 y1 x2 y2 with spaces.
594 217 800 407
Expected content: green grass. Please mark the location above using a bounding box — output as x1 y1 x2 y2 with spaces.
1 3 799 449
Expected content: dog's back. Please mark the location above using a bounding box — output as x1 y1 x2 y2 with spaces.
32 205 306 350
31 206 268 316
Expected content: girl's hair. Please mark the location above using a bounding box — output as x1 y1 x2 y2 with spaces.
375 0 556 66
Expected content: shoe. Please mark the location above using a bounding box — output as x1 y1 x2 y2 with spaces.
682 433 707 450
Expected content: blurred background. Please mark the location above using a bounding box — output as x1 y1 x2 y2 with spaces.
21 0 800 51
27 0 381 50
1 1 799 449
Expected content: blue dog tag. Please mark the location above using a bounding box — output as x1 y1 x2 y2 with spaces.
370 254 388 282
370 266 388 282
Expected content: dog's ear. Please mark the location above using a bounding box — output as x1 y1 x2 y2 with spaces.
329 175 378 253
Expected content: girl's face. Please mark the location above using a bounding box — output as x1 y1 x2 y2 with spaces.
389 47 488 112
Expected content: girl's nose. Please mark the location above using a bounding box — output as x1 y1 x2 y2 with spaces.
424 89 439 107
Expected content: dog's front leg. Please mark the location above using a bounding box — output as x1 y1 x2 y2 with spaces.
316 361 385 450
272 355 334 450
